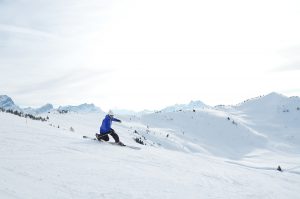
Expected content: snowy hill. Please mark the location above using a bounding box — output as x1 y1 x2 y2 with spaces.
1 109 300 199
1 92 300 198
217 92 300 153
234 92 300 115
139 109 267 159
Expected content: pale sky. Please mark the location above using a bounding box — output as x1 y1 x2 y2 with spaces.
0 0 300 111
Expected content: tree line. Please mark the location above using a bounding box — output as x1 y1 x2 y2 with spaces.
0 108 48 122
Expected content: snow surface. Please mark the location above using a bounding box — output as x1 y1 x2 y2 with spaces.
1 93 300 198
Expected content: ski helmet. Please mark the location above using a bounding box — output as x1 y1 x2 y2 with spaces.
108 110 114 116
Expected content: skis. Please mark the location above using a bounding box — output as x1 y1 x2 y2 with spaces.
83 135 97 140
82 136 141 150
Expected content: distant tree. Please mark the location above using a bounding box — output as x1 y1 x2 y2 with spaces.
146 129 150 134
70 127 75 132
58 110 68 114
6 109 13 114
134 137 145 145
277 165 282 172
13 110 22 117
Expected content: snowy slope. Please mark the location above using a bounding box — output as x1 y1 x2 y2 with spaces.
1 111 300 199
232 92 300 120
139 109 267 159
217 92 300 153
1 92 300 198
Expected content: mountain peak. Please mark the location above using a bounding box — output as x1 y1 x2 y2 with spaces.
36 103 54 114
0 95 21 111
188 100 207 107
264 92 287 99
161 100 208 112
0 95 15 107
58 103 102 113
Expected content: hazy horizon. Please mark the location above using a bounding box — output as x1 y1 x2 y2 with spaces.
1 91 298 112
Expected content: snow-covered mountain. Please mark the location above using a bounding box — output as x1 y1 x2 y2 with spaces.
23 103 54 115
234 92 300 114
35 103 54 114
57 103 102 113
0 94 103 114
161 100 209 112
0 95 22 111
225 92 300 153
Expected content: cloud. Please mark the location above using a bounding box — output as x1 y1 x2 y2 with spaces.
274 61 300 72
280 88 300 96
279 62 300 71
273 46 300 72
1 0 300 110
0 24 56 38
11 68 113 95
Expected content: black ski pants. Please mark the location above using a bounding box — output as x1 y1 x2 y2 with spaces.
98 129 119 143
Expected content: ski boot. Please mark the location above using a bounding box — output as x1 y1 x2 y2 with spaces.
117 141 126 146
95 133 102 141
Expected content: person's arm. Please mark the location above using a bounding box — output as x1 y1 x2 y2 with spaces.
112 117 121 123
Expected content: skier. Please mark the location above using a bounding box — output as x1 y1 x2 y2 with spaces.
96 110 125 146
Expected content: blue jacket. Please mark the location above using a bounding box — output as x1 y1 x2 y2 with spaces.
100 114 121 134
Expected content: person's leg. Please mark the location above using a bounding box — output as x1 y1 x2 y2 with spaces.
109 129 120 143
96 133 109 141
101 135 109 141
